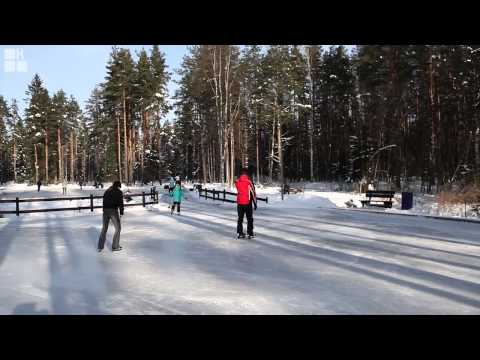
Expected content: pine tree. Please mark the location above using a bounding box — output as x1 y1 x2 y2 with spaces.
25 74 53 184
104 47 136 184
51 89 69 182
8 100 28 182
5 99 25 182
0 96 9 183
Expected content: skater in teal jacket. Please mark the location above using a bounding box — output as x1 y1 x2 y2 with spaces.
170 180 183 215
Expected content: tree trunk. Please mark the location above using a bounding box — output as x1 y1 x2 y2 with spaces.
62 145 66 180
57 127 62 182
131 128 135 183
475 127 480 185
44 131 49 184
230 126 235 187
277 118 284 187
427 49 438 191
306 46 315 181
117 113 122 182
70 131 74 182
123 89 129 185
82 148 86 182
224 48 232 186
34 143 39 183
256 113 260 184
13 137 17 183
140 106 146 183
269 126 275 182
200 111 208 184
74 132 78 181
225 130 230 186
157 128 162 182
212 46 225 184
209 144 213 182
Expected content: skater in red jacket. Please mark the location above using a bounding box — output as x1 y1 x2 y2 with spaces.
235 168 257 239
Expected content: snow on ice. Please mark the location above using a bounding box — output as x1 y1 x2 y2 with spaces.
1 183 480 314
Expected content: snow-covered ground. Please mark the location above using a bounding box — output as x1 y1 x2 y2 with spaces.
199 182 480 220
1 183 480 314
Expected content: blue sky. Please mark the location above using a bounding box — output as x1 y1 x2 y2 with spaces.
0 45 188 120
0 45 353 121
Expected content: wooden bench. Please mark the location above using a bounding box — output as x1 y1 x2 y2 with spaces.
361 190 395 208
281 185 303 195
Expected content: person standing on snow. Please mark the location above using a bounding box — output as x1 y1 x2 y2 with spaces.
97 180 124 252
170 179 183 215
168 177 176 195
62 178 67 195
235 168 257 239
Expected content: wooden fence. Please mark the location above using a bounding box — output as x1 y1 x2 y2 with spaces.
199 188 268 204
0 188 159 216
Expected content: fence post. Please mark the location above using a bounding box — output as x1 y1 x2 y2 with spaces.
142 191 146 207
213 189 216 201
90 194 94 212
16 197 19 216
266 196 268 204
223 189 226 202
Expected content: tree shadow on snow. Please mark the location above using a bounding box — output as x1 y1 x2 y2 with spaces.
44 213 106 314
0 216 24 268
184 206 480 263
11 302 49 315
184 208 480 271
147 210 480 312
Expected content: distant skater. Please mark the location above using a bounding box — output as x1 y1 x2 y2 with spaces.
170 179 183 215
79 180 83 191
98 181 124 252
37 180 42 192
235 168 257 239
62 178 67 195
168 177 175 195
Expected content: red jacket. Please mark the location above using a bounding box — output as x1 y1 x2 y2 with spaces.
235 175 256 205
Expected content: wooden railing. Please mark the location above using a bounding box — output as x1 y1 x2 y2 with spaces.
0 188 159 216
198 188 268 204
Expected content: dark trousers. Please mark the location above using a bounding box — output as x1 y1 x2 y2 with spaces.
171 201 181 214
237 204 253 236
98 208 121 250
37 186 40 192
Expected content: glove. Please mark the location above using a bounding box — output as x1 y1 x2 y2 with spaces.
120 209 124 216
254 203 257 211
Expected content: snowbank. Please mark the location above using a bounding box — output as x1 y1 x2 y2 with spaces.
1 182 479 222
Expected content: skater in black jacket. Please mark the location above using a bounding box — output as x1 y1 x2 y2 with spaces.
97 181 124 252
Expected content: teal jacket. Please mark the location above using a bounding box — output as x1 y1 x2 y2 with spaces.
170 184 183 203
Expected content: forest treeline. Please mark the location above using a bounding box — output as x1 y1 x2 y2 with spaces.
2 45 480 193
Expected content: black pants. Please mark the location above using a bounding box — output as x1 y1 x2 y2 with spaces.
171 201 180 214
98 208 121 250
237 204 253 236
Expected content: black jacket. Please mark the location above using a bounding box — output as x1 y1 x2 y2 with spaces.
103 187 124 215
